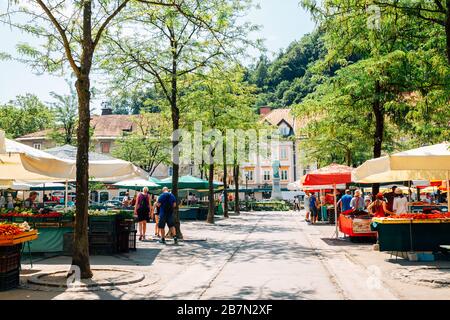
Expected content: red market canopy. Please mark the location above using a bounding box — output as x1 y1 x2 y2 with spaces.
301 163 354 186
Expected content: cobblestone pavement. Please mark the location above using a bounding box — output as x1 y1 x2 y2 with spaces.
1 211 450 300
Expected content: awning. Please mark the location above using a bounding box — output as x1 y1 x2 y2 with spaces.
301 163 354 186
353 143 450 183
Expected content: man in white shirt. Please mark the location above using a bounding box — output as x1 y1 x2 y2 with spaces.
393 188 408 215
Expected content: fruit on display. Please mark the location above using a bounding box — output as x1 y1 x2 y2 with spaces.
389 212 450 220
0 223 22 236
0 211 61 218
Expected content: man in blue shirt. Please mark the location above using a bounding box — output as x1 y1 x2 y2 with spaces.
156 187 177 244
309 193 318 224
338 190 353 212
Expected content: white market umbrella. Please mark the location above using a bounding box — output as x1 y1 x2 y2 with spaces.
353 142 450 209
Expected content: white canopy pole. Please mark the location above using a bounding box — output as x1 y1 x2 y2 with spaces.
64 180 68 213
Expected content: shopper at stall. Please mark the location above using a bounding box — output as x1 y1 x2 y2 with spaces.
350 190 365 211
384 186 397 212
304 192 311 222
392 188 408 215
24 191 38 209
368 193 388 217
156 187 177 244
6 193 14 209
337 190 352 212
309 192 318 224
0 192 5 208
135 187 152 241
122 192 131 207
43 194 49 202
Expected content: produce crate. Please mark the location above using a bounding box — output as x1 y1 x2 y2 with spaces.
0 230 38 246
0 268 20 291
89 215 118 223
118 231 130 253
0 244 21 255
89 220 117 234
89 233 116 245
89 243 117 255
0 252 21 273
63 232 74 256
129 231 137 251
11 216 29 223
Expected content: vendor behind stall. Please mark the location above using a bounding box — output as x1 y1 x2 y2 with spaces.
384 186 397 212
350 190 365 211
24 191 38 209
392 188 408 214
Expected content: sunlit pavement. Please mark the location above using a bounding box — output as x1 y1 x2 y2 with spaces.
1 210 450 300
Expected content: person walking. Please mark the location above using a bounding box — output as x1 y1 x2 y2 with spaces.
156 187 177 244
152 195 160 237
304 192 311 222
134 187 151 241
293 196 301 211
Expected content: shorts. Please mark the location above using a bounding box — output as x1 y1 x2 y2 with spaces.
305 206 310 213
310 206 318 217
158 213 175 229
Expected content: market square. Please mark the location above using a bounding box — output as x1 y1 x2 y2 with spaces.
0 0 449 302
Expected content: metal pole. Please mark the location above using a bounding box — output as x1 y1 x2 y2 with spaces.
447 171 449 212
334 183 338 238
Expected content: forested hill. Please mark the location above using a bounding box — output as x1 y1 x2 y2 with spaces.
246 30 327 108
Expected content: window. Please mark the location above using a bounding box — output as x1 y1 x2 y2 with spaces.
99 191 109 203
281 170 288 181
100 142 111 154
245 170 254 181
263 170 271 181
279 124 290 137
33 143 42 150
280 147 288 160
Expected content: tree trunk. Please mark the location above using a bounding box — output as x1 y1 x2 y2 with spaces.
207 162 215 224
345 148 352 167
170 49 182 239
372 80 384 196
233 164 240 214
72 1 93 280
222 141 229 218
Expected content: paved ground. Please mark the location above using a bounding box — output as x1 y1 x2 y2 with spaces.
1 210 450 300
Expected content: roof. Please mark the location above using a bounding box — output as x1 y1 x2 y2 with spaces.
16 114 139 141
261 108 310 132
91 115 137 137
45 145 115 161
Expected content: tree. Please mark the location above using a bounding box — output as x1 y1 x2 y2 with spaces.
184 67 258 223
48 84 78 145
112 112 171 175
1 0 182 279
107 88 160 115
102 0 258 235
298 0 450 194
0 94 54 138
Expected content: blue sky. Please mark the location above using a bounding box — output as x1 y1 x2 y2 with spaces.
0 1 315 113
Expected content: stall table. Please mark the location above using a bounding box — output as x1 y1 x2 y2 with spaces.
339 214 377 240
371 218 450 252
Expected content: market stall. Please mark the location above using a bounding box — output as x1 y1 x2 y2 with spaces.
339 209 377 240
297 164 354 237
371 213 450 252
0 222 37 291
